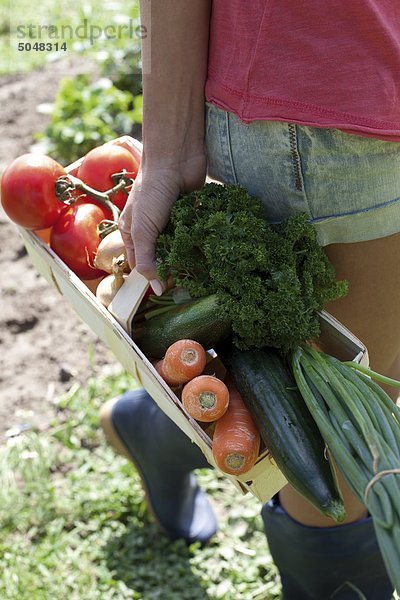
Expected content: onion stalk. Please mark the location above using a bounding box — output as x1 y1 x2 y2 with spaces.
291 345 400 593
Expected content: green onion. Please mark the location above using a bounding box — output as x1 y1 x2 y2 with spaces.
291 345 400 592
343 361 400 389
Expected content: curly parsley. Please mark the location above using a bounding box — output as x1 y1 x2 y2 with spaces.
156 183 347 353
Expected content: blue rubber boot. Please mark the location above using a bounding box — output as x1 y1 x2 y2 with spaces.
261 496 394 600
100 389 218 545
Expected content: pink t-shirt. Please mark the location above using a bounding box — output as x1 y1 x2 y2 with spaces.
205 1 400 141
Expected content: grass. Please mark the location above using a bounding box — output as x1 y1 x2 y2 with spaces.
0 0 141 75
0 367 280 600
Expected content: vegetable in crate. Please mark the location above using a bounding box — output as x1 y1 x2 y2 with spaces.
212 377 260 475
96 257 128 308
132 294 232 358
218 343 346 522
77 145 139 211
291 345 400 592
181 375 230 422
153 360 176 386
162 339 207 385
152 340 207 386
156 183 347 353
1 154 66 230
50 201 112 280
94 229 129 273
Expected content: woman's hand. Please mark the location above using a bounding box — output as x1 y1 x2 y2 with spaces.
119 152 207 294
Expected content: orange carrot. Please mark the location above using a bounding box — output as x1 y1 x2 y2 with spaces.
153 359 166 378
153 359 181 387
212 378 260 475
162 339 207 385
181 375 229 422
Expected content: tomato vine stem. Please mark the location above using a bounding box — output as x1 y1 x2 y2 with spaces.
54 173 135 238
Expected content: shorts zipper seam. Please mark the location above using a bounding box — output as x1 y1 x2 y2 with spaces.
288 123 304 192
225 110 239 185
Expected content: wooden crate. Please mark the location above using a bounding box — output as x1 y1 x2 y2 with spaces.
18 136 368 503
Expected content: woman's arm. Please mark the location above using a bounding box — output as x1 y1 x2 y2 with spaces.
119 0 212 292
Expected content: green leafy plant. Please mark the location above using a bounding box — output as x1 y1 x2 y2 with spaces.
156 183 348 353
97 46 143 95
36 75 142 165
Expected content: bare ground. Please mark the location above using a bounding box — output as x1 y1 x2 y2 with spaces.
0 56 123 441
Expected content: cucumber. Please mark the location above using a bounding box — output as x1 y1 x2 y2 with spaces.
218 344 346 522
132 294 232 359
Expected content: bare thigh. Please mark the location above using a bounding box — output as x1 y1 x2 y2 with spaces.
280 232 400 526
324 232 400 382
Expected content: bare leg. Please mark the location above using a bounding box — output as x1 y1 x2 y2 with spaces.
280 232 400 525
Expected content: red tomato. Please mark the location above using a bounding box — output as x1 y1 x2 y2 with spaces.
1 154 66 229
50 202 111 279
77 145 139 211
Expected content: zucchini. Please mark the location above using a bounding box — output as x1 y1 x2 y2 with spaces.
132 294 232 359
218 344 346 522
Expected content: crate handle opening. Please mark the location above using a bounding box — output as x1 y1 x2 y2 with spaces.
108 268 149 333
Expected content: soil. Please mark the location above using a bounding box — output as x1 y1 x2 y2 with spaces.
0 55 127 441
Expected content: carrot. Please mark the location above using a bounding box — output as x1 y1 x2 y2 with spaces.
181 375 229 422
153 359 181 387
212 378 260 475
162 339 207 385
153 359 166 378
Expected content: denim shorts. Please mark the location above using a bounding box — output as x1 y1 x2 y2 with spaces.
205 102 400 245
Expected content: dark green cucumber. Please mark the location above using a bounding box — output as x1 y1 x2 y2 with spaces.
132 294 232 359
218 344 346 522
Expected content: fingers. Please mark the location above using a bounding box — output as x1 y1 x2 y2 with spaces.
119 226 136 271
131 198 173 291
118 205 136 270
118 175 179 293
131 213 160 284
119 215 162 295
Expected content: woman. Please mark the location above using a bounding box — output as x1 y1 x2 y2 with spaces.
102 2 400 597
